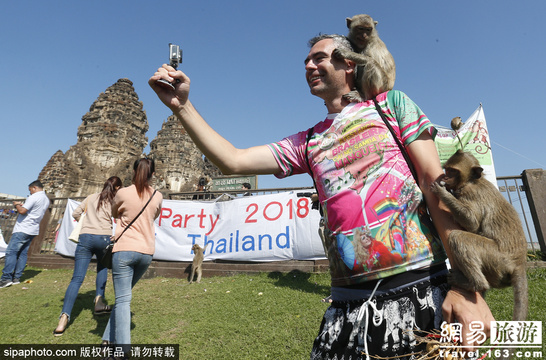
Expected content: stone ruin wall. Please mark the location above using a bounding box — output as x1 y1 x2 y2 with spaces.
38 78 220 198
150 114 220 193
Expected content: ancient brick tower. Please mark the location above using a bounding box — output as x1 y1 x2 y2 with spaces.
150 114 221 193
39 79 148 197
39 78 220 198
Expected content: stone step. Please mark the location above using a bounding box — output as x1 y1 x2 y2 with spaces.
25 254 329 280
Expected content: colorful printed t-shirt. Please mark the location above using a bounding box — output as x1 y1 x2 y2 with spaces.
268 90 447 286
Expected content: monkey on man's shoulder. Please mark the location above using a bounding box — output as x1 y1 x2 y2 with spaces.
431 150 528 321
332 13 396 102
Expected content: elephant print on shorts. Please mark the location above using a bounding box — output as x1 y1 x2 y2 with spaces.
317 306 345 351
413 285 444 328
375 297 417 351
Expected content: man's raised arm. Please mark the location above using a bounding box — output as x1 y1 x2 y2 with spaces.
149 64 280 176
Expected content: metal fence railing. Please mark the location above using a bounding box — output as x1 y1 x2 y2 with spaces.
0 178 542 255
1 189 312 256
496 176 538 251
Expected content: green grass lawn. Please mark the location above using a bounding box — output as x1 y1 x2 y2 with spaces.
0 266 544 359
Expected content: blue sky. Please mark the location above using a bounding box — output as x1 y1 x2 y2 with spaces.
1 0 545 197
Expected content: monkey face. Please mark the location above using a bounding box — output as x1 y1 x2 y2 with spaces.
442 167 460 191
351 26 373 48
346 14 377 50
443 150 484 190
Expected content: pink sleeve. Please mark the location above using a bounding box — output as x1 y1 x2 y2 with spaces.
267 130 310 179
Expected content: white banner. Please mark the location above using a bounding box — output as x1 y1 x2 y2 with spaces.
434 104 498 186
0 228 7 258
56 191 326 262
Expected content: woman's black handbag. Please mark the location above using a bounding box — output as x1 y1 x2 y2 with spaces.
100 243 115 269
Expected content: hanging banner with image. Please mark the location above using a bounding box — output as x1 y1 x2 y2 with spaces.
433 104 498 186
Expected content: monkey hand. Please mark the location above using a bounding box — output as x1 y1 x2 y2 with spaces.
430 180 447 195
342 91 364 103
332 48 348 60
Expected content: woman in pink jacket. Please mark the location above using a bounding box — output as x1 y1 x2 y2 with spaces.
101 158 163 357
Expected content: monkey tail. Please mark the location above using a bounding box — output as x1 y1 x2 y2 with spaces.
455 133 464 150
511 266 528 321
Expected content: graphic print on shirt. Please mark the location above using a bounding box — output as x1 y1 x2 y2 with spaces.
306 98 440 283
268 91 446 285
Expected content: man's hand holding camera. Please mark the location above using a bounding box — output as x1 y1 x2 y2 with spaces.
149 64 190 112
149 43 189 112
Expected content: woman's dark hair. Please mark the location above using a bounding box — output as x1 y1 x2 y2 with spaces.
133 157 155 198
97 176 122 211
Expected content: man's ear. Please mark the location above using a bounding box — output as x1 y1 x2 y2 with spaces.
345 59 356 73
345 60 357 89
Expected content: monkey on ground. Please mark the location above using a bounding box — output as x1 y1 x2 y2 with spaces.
189 243 208 284
431 150 528 321
332 14 396 102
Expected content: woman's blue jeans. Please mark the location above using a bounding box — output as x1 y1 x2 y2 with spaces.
102 251 152 353
60 233 110 320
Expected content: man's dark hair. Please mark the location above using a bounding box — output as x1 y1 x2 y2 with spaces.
308 34 353 52
242 183 251 190
28 180 44 189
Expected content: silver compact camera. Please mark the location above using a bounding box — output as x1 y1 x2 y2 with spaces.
168 43 182 69
157 43 183 90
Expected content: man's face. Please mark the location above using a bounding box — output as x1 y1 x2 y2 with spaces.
28 186 38 195
304 39 353 101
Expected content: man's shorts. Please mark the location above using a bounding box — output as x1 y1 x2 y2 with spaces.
311 267 449 360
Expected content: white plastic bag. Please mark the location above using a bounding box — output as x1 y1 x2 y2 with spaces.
68 212 86 243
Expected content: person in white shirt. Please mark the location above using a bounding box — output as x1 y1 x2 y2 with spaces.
0 180 50 288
